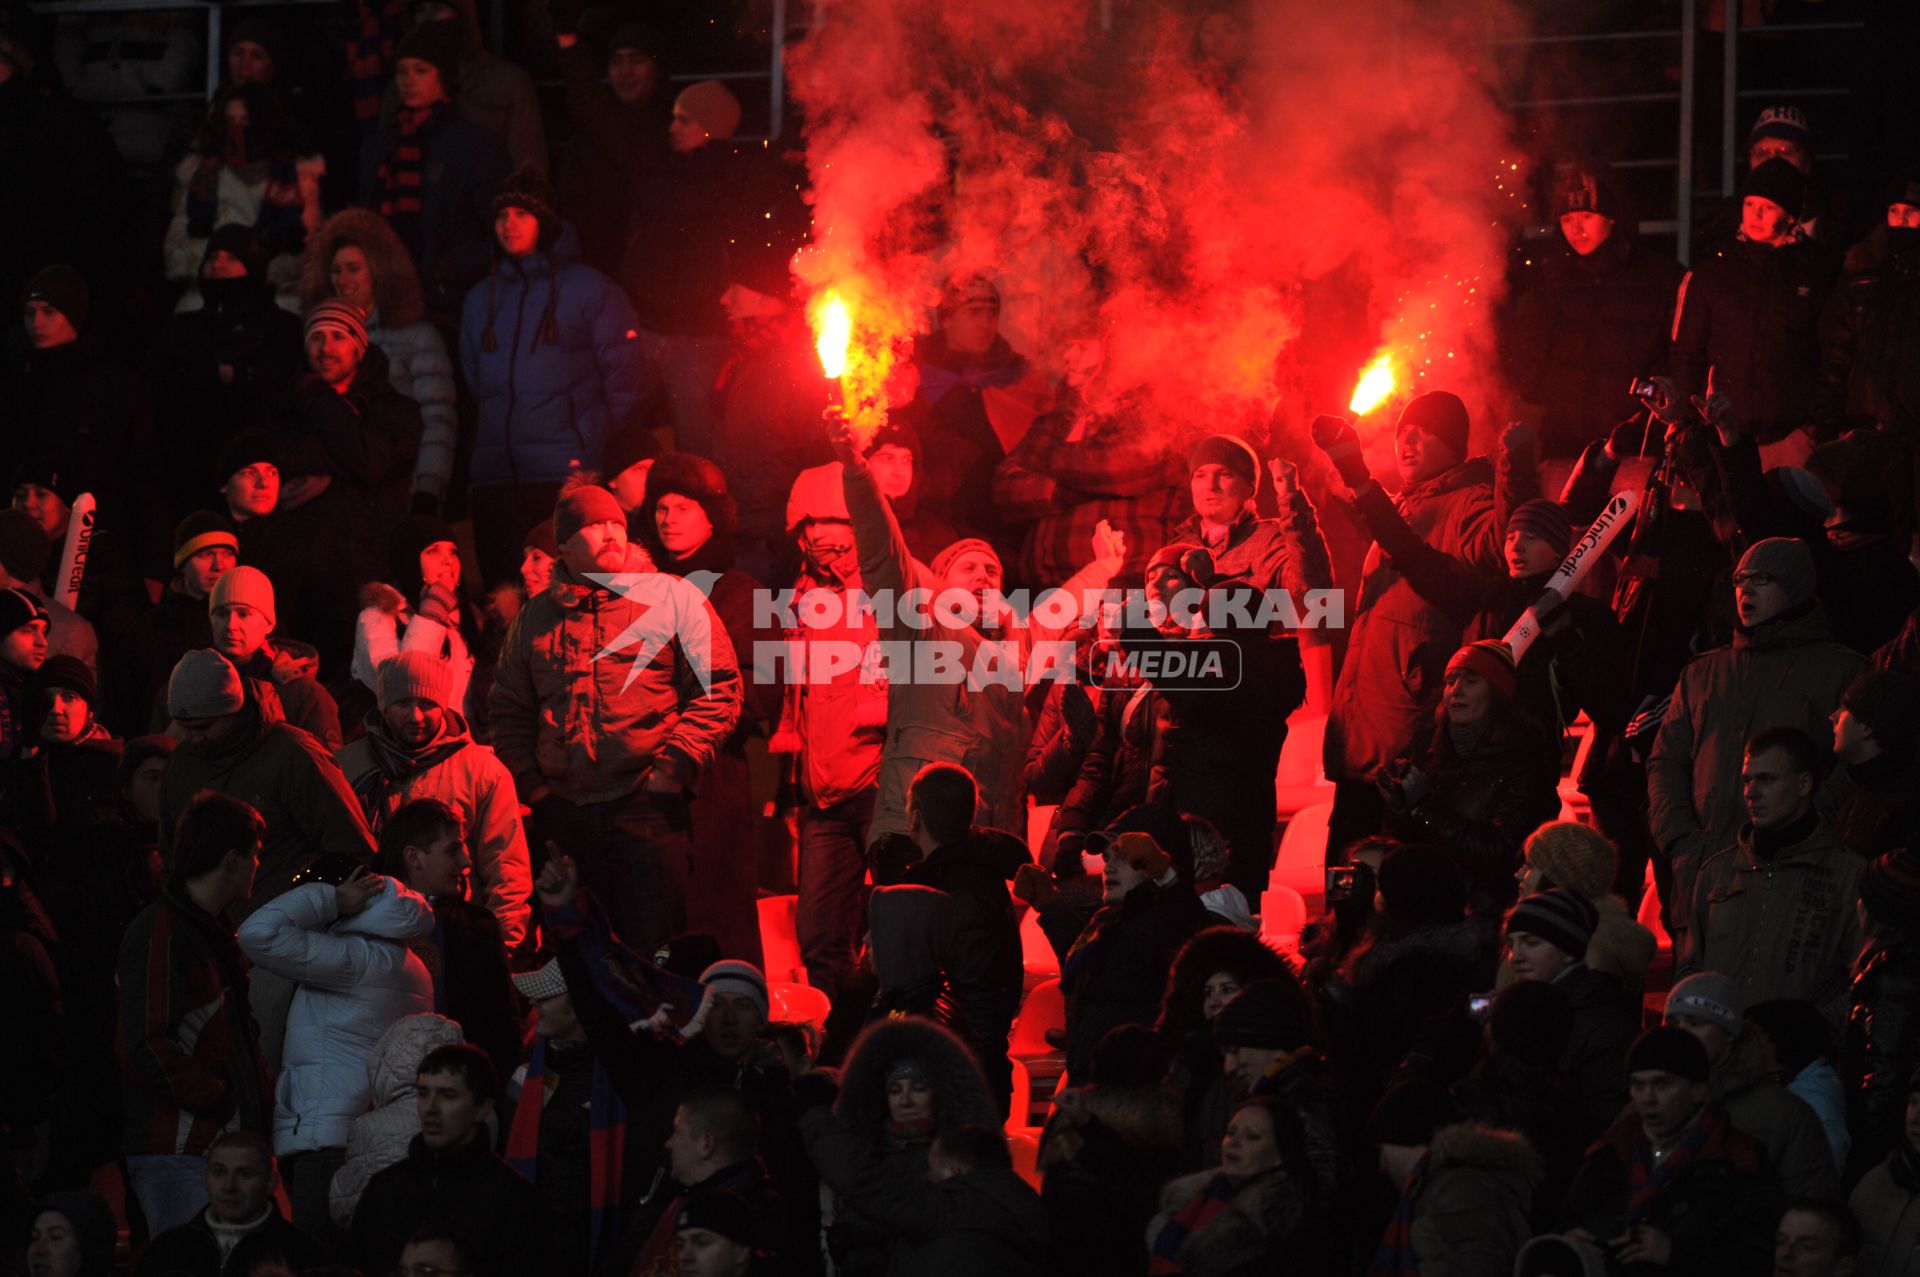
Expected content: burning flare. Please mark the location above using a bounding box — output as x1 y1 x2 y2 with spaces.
1349 354 1397 416
813 291 852 382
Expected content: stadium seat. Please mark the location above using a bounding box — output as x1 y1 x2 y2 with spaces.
768 981 831 1032
757 895 806 985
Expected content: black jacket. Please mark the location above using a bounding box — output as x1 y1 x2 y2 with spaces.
1562 1106 1783 1277
1815 225 1920 434
1317 919 1497 1094
356 106 509 317
1833 752 1920 858
102 585 211 738
903 836 1024 1105
1671 236 1834 444
1038 879 1214 1080
1847 937 1920 1179
1508 233 1685 458
349 1133 546 1276
135 1204 326 1277
1556 963 1640 1139
429 895 523 1088
286 345 423 604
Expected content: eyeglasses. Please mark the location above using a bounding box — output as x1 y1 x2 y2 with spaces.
1731 571 1775 589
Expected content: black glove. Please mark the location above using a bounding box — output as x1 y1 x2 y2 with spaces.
791 1069 840 1115
1311 414 1371 489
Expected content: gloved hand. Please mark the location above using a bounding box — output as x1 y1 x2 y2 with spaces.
791 1069 840 1115
1115 832 1173 880
1311 414 1371 489
1012 862 1061 911
417 582 460 627
1053 832 1088 879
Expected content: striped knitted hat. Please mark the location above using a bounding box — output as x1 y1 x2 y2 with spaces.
1506 498 1573 557
1505 888 1599 960
1862 847 1920 934
304 298 368 354
698 959 768 1019
173 511 240 570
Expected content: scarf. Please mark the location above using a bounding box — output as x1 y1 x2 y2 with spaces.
184 122 304 244
1149 1172 1239 1273
917 359 1028 407
349 0 409 129
372 104 439 226
1625 1109 1712 1229
543 890 710 1038
1446 716 1490 759
350 723 468 827
507 1040 626 1268
1365 1154 1429 1277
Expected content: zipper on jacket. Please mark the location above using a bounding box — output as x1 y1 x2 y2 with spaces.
503 259 528 486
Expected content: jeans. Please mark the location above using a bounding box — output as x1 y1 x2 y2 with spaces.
281 1145 347 1251
127 1153 208 1236
568 788 695 953
796 790 875 1003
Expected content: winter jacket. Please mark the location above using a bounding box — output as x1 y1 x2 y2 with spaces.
298 208 463 504
158 679 375 920
1647 601 1866 885
1348 477 1631 731
1847 936 1920 1177
1394 1122 1539 1277
1815 224 1920 435
459 234 648 489
1450 1058 1586 1216
619 141 807 336
285 347 424 602
348 1133 546 1276
843 458 1114 841
1710 1030 1842 1199
1849 1151 1920 1277
1586 895 1658 996
1834 751 1920 858
1679 814 1865 1027
357 107 510 316
488 544 743 805
902 837 1026 1101
766 562 888 810
1561 1105 1782 1277
1383 714 1564 918
1317 919 1497 1093
1785 1057 1851 1175
336 709 532 948
351 582 477 719
1508 232 1685 458
1145 1166 1313 1277
237 878 435 1154
328 1011 466 1228
1037 879 1214 1080
103 584 210 737
552 38 670 276
134 1203 328 1277
116 883 272 1157
378 2 546 175
142 275 305 527
1038 1084 1184 1277
1325 459 1502 784
161 155 310 315
1671 236 1834 444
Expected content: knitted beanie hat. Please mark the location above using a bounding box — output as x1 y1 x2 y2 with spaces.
931 537 1001 582
1842 670 1920 757
209 564 277 631
0 585 49 637
1522 822 1618 900
173 511 240 571
1446 639 1517 701
36 653 95 704
22 264 88 330
396 18 464 95
1211 977 1316 1053
675 80 741 140
1743 157 1808 219
376 650 454 712
699 959 769 1019
1396 391 1470 464
494 164 561 251
1187 434 1260 492
304 298 369 355
1664 972 1742 1037
1506 498 1573 558
1505 888 1600 961
1735 537 1816 608
553 483 626 548
167 648 245 719
1626 1026 1711 1083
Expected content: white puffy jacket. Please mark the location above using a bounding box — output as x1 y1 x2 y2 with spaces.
237 879 436 1155
329 1012 466 1227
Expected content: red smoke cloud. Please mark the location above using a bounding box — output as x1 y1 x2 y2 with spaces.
788 0 1527 459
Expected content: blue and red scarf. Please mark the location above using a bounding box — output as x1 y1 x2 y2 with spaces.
1148 1172 1239 1273
507 1041 625 1267
1625 1109 1713 1229
1365 1153 1430 1277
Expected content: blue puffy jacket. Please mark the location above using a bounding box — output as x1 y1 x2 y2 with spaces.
460 228 649 488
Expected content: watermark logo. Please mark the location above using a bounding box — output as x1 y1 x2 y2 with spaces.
588 570 724 693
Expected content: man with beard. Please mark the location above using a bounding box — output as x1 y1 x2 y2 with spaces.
337 649 531 948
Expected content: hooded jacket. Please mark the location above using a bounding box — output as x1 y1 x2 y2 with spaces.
1318 918 1496 1092
1395 1122 1540 1277
299 208 461 503
158 679 375 921
147 643 344 753
1709 1028 1842 1199
1647 601 1866 871
1679 815 1865 1027
460 226 648 489
842 458 1115 841
328 1011 467 1227
237 879 436 1153
1849 1148 1920 1277
348 1132 546 1276
1324 458 1502 783
1146 1165 1313 1277
487 543 744 804
335 708 532 948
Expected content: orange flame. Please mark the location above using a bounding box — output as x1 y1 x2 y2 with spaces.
813 291 851 381
1348 354 1397 416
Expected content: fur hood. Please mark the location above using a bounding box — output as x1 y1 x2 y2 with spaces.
1149 1167 1309 1277
1426 1121 1541 1182
1155 925 1292 1040
298 208 427 328
1341 917 1488 990
832 1016 997 1150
